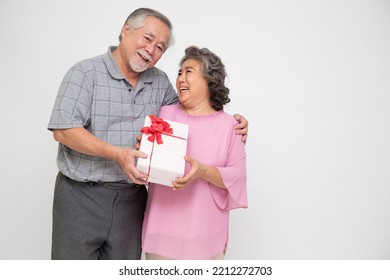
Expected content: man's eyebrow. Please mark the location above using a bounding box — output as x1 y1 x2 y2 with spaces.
145 32 155 39
145 32 168 49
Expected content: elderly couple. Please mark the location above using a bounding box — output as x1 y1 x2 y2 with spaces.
48 8 247 260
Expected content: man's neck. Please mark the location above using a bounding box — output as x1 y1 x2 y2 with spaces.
112 47 140 88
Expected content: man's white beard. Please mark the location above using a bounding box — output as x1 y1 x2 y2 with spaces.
130 58 149 73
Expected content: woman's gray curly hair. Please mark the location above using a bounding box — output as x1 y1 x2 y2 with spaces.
180 46 230 111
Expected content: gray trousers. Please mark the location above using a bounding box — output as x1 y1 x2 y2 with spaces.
51 172 147 260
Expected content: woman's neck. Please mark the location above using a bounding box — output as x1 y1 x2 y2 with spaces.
179 103 216 116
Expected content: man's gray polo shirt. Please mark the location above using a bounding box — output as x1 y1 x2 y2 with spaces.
48 46 178 183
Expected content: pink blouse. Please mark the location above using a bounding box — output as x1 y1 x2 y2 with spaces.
142 104 247 259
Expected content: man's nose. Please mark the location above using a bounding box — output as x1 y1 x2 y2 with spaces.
145 43 156 55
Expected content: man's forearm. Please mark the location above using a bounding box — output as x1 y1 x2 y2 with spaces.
52 128 120 161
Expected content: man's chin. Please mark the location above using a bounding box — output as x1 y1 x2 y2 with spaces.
130 60 150 73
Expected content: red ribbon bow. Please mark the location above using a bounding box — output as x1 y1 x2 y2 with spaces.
140 115 173 144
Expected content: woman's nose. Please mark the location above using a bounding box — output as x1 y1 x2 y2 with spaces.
179 71 187 81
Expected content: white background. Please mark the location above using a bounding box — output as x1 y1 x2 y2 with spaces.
1 0 390 260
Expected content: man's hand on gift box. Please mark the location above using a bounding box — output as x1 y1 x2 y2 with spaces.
135 134 142 150
113 147 148 185
172 156 226 190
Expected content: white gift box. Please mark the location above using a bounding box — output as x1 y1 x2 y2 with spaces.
136 115 188 187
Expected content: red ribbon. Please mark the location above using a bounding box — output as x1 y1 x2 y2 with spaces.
140 114 173 144
140 115 174 179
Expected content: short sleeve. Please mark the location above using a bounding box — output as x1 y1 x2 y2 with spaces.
161 73 179 106
48 64 93 131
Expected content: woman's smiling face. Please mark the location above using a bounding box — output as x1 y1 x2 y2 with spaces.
176 59 211 110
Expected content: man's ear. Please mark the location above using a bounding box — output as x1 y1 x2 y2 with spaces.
120 23 130 39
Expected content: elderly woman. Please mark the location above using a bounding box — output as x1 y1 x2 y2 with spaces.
142 46 247 260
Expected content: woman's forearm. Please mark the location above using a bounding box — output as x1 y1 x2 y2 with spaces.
201 165 226 189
